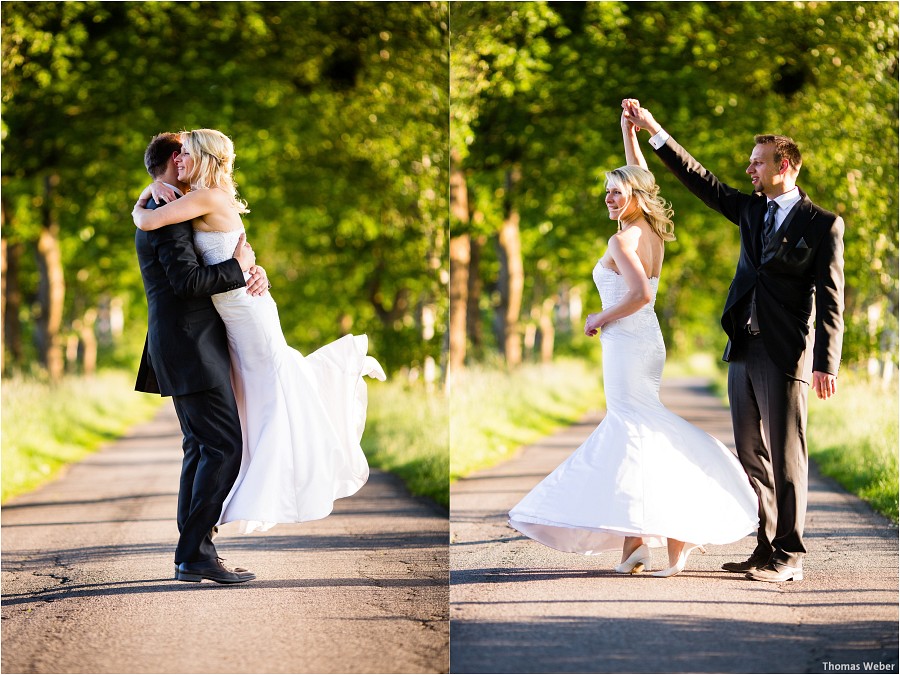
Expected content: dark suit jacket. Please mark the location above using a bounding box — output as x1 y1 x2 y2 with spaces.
653 136 845 383
134 199 246 396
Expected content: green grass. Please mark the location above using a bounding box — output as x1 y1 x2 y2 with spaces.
450 358 604 481
705 364 898 523
1 371 166 503
2 372 449 511
361 379 449 509
807 374 899 523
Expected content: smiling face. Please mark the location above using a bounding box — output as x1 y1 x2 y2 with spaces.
605 183 637 222
746 143 786 196
175 146 195 184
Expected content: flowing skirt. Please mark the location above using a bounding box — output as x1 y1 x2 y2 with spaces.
211 287 385 534
508 309 757 554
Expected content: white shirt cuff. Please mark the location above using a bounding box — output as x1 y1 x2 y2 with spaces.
648 129 670 150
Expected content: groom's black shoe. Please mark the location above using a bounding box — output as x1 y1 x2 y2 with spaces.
722 552 770 573
746 562 804 582
175 558 256 584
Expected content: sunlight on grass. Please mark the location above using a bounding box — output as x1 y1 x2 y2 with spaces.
449 358 604 481
706 365 898 523
362 380 448 509
2 372 165 503
807 374 898 523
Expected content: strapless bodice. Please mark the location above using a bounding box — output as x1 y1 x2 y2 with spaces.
592 262 659 310
193 229 244 267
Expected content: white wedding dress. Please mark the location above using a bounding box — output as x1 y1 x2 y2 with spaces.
193 228 386 534
508 263 758 554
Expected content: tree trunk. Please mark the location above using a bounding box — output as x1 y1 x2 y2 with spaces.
449 151 471 374
1 197 24 375
79 308 98 376
35 174 66 382
539 295 556 363
466 233 485 351
1 237 5 375
448 234 470 373
495 168 524 367
2 238 24 373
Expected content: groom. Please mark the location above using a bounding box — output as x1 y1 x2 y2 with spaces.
135 132 265 584
623 100 845 583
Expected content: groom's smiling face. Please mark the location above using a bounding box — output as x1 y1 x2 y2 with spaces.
746 144 783 194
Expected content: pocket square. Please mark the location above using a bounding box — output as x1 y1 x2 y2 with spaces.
795 237 809 249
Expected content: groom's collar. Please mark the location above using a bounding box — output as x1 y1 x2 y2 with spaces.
162 182 184 197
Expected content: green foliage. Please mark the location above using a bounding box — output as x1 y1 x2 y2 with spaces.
2 1 449 375
450 358 603 480
807 374 899 523
1 370 165 502
452 1 898 366
361 380 449 508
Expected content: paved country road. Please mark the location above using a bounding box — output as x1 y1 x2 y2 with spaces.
2 402 449 674
450 377 899 675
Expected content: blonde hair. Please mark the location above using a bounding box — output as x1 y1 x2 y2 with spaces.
180 128 249 214
605 165 675 242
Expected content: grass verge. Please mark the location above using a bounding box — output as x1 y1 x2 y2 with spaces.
705 364 897 523
2 371 165 503
361 379 449 509
450 358 604 481
806 374 898 523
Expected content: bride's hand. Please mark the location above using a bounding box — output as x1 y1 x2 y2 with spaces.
150 181 178 205
584 313 604 337
621 109 637 134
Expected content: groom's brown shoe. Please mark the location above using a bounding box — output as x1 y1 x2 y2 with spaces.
722 553 770 573
175 558 256 584
746 562 803 582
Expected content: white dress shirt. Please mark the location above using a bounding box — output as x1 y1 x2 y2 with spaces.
649 128 801 232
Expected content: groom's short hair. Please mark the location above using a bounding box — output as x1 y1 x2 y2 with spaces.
754 134 802 172
144 132 182 178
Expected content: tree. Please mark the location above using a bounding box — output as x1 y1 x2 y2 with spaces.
451 1 898 374
2 1 449 378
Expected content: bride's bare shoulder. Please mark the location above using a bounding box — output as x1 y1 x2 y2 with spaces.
610 226 642 250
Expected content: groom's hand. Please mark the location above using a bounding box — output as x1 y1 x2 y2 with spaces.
232 233 256 272
812 371 837 400
245 265 270 296
621 99 662 136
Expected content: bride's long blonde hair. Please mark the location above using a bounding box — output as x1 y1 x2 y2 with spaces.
605 165 675 242
180 128 249 214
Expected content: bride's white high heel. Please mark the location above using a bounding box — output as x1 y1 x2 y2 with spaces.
615 544 651 574
651 544 702 578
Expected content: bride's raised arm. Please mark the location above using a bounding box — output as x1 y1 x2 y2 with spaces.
132 187 216 232
621 106 649 170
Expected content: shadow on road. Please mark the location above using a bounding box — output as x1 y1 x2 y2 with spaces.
450 615 898 674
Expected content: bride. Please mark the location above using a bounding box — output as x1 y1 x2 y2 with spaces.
508 103 758 577
132 128 385 533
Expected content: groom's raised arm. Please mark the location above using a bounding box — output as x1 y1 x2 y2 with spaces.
623 101 750 226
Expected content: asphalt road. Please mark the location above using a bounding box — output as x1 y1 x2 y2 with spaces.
450 377 899 674
2 401 449 674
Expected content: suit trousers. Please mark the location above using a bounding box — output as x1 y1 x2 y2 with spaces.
171 382 243 564
727 332 809 567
